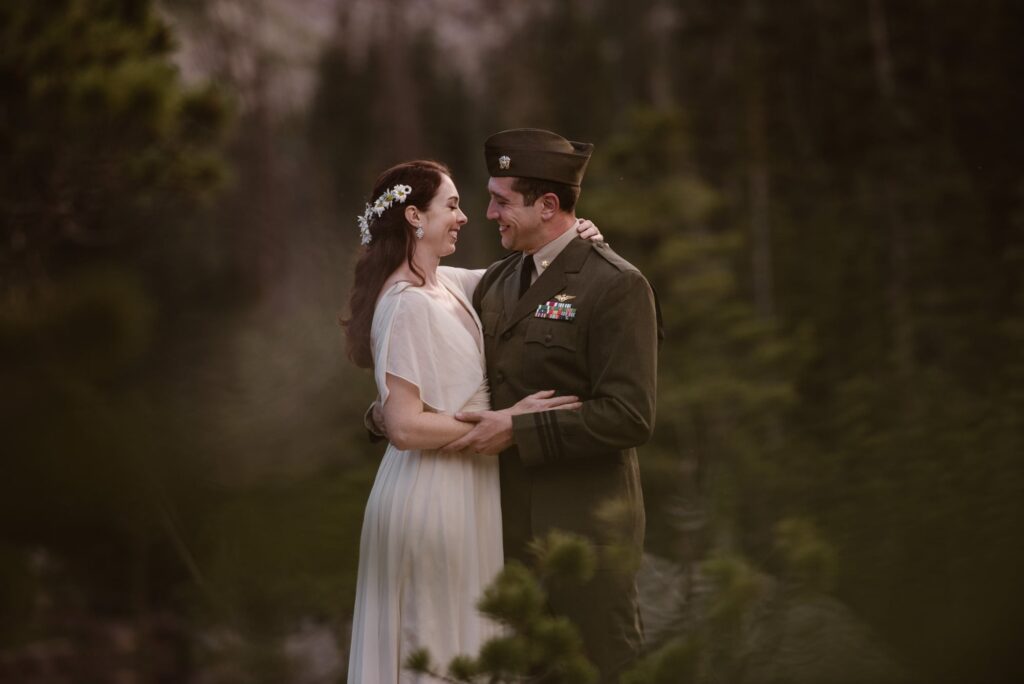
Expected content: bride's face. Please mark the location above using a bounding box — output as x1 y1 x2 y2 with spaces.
416 174 467 258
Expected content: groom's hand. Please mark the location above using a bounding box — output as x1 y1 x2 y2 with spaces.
363 400 387 443
444 410 514 454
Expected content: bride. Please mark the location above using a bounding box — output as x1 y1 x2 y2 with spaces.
341 160 599 682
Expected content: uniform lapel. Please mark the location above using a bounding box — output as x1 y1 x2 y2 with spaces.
502 256 524 328
500 237 590 335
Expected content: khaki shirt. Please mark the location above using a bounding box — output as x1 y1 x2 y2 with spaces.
525 224 579 284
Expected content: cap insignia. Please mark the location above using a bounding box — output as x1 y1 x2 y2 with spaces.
498 155 511 170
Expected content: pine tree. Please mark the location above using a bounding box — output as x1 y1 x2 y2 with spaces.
405 532 600 684
0 0 230 651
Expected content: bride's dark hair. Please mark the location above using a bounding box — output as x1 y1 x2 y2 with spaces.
342 160 452 369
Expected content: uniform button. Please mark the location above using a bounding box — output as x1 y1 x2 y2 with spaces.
495 371 505 384
544 333 553 343
502 330 512 341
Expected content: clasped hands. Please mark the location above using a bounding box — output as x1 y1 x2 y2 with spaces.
442 390 581 455
368 389 581 455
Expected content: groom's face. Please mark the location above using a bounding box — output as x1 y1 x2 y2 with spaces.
486 176 543 253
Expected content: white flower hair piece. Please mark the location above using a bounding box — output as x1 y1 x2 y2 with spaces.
358 184 413 245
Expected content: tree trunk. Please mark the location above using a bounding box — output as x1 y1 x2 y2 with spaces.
744 0 775 319
868 0 916 385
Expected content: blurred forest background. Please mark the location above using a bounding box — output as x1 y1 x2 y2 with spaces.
1 0 1022 682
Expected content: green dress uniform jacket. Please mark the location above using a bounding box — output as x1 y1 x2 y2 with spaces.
473 235 661 681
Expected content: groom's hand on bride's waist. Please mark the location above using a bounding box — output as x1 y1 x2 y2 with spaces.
442 410 514 454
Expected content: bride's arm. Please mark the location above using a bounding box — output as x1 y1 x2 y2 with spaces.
438 266 485 300
382 375 583 452
382 373 474 450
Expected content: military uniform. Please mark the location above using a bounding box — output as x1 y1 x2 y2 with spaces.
477 128 660 681
474 227 659 679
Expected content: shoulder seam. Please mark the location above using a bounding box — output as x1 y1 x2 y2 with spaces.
589 242 638 273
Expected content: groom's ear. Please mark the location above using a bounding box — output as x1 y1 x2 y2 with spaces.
538 192 560 220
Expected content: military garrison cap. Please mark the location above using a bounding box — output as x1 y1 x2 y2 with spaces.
484 128 594 187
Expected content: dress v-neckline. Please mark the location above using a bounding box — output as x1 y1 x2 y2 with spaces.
381 275 484 357
437 274 484 356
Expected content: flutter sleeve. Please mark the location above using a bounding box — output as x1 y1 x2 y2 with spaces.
371 287 483 414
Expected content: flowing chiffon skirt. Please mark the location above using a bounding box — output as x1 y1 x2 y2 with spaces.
347 391 502 683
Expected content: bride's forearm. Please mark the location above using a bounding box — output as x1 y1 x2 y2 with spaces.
387 411 475 451
382 373 481 451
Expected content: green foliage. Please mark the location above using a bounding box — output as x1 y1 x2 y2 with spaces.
446 654 479 680
528 530 597 587
478 635 531 678
411 534 599 684
773 517 838 594
621 638 700 684
531 616 583 663
404 647 432 674
0 0 238 666
593 497 644 576
477 561 546 632
702 553 764 631
0 266 162 552
587 107 809 562
0 0 231 276
1 266 155 375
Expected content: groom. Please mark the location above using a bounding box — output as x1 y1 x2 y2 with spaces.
445 128 661 682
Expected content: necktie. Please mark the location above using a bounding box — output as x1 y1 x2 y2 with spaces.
518 254 535 299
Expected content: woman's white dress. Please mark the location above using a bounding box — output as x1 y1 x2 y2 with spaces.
347 267 501 684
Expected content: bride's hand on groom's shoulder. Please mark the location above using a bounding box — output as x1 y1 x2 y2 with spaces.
575 218 606 243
